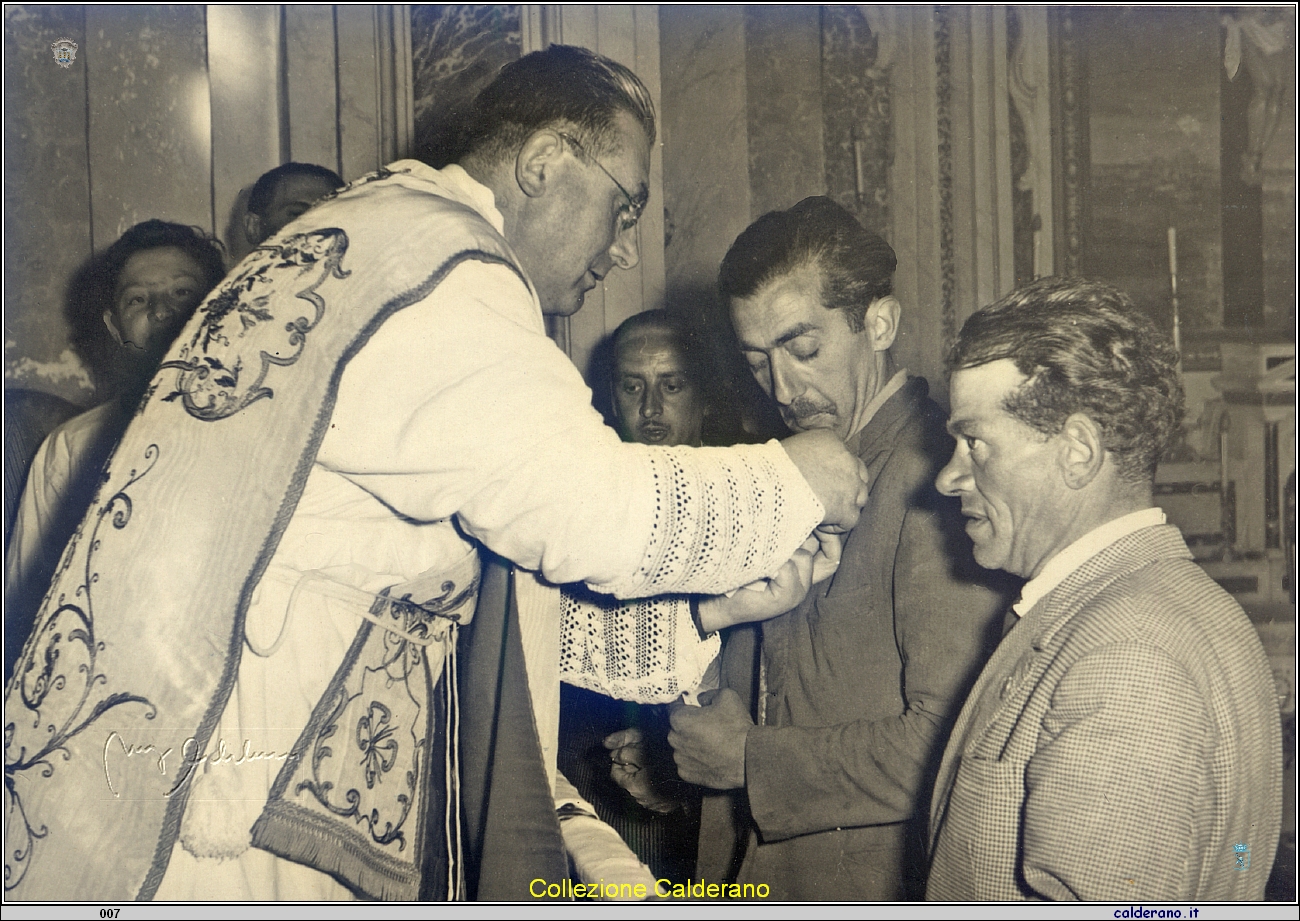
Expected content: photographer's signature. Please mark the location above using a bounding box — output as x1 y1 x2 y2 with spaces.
102 731 290 797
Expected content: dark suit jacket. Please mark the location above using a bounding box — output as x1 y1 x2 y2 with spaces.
698 376 1017 900
927 524 1282 901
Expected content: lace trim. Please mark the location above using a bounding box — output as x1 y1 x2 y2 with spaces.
559 589 720 704
599 441 820 599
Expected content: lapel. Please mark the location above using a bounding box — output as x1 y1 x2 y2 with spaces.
847 375 928 471
929 524 1192 845
763 378 927 675
837 377 929 583
928 601 1026 845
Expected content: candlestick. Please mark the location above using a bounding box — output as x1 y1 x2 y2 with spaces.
1168 226 1182 359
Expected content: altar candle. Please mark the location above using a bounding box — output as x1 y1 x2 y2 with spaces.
1167 226 1181 356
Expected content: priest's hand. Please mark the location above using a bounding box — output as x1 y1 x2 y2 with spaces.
806 527 843 584
668 688 752 790
696 547 815 632
781 429 870 532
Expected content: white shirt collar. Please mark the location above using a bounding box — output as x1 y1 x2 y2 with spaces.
382 160 506 235
846 369 909 446
378 160 545 328
1012 507 1167 617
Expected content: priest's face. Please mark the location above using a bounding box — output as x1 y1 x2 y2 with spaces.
513 111 650 317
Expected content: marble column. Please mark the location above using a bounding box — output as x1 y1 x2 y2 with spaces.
659 5 750 299
744 5 825 220
3 5 95 402
84 5 212 245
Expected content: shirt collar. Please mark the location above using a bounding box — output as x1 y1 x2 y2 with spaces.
382 160 506 235
846 369 909 452
1012 507 1167 617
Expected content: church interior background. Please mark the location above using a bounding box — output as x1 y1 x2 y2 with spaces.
4 4 1296 897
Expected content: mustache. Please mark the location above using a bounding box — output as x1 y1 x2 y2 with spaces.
783 396 837 422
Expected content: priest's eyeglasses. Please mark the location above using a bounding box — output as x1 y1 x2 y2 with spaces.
558 131 648 233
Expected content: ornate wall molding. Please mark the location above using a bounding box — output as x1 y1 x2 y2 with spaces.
935 6 957 348
1049 6 1088 277
822 5 892 235
1006 5 1054 283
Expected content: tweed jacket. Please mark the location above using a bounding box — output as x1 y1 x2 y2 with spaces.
927 524 1282 901
697 377 1016 900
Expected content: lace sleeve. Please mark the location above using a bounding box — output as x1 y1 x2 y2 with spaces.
591 440 822 600
559 585 721 704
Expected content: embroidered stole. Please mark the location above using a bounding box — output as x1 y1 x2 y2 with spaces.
4 169 527 900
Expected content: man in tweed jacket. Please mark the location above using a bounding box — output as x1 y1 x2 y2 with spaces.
927 277 1282 901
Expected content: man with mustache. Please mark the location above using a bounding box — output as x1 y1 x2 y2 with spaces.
666 198 1016 899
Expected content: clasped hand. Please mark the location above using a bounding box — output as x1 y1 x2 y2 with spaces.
781 429 870 532
696 529 843 633
667 688 753 790
608 687 761 801
605 728 686 814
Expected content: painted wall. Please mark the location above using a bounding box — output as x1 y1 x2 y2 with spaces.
4 3 1021 407
657 5 1030 403
5 5 95 400
1083 7 1224 335
410 4 521 167
7 5 1292 405
4 4 410 405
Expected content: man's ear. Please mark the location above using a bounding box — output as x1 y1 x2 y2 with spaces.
103 309 125 347
515 129 565 199
1057 412 1106 489
244 211 264 246
864 296 900 351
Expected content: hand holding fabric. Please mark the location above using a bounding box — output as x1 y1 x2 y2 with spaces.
668 688 753 790
696 547 815 633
